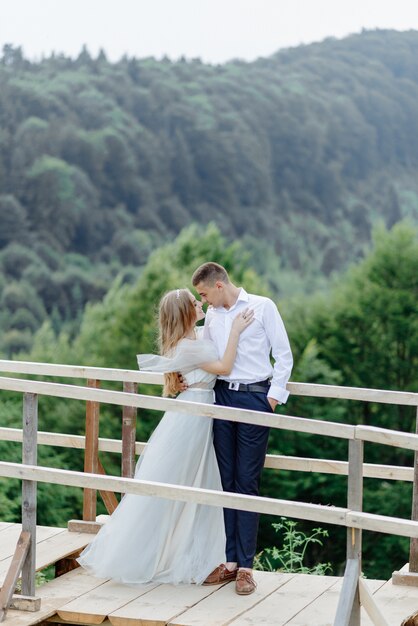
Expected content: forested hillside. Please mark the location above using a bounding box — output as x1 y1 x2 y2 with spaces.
1 29 418 354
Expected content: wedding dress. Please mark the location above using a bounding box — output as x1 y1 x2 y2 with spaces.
77 335 226 585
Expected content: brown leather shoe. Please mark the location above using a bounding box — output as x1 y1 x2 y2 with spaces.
235 569 257 595
202 563 238 585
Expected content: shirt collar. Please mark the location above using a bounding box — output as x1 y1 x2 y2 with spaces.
213 287 249 312
236 288 249 303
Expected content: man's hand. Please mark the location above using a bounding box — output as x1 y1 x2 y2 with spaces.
174 372 188 393
267 397 279 412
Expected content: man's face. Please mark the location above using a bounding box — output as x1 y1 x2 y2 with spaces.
195 281 224 308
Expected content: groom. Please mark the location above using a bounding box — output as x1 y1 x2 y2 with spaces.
192 262 293 595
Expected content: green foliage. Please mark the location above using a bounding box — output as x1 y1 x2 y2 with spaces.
15 568 53 592
254 518 332 575
2 32 418 351
297 222 418 410
68 222 268 369
26 155 98 250
268 221 418 579
0 243 40 280
0 196 29 247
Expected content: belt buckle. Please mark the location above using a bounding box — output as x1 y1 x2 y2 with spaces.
228 382 240 391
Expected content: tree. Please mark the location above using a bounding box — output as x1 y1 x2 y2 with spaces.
279 221 418 578
0 243 40 279
1 44 26 68
0 195 29 248
25 156 98 250
309 222 418 410
1 329 33 356
68 223 268 369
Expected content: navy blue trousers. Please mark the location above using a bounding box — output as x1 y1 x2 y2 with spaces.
213 382 271 568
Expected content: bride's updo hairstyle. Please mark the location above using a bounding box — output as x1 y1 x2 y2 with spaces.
158 288 196 396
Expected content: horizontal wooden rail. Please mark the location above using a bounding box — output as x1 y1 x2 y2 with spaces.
288 381 418 406
0 376 355 438
0 461 418 539
0 360 162 385
265 455 413 481
0 360 417 406
0 427 413 482
0 426 145 454
1 377 418 450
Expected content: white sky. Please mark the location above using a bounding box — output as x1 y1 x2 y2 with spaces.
1 0 418 64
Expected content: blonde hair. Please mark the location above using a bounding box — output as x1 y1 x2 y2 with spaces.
158 289 196 396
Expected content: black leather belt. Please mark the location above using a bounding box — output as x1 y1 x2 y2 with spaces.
216 379 270 393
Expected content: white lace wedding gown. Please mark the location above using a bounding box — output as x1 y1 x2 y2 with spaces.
77 336 226 585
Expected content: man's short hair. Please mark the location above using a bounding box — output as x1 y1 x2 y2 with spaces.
192 262 229 286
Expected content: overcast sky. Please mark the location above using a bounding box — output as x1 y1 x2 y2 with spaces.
1 0 418 64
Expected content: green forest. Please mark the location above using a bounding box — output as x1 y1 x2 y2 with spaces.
0 29 418 579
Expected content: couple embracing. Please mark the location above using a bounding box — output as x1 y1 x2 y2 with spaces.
78 262 293 596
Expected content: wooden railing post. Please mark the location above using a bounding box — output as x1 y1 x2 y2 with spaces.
334 439 363 626
347 439 363 626
83 380 100 521
21 393 38 597
409 406 418 572
122 382 138 478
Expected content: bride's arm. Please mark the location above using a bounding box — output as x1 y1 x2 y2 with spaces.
200 308 254 376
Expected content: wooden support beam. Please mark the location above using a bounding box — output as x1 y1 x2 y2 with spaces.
410 407 418 572
358 578 389 626
346 439 364 626
55 549 82 577
83 380 100 522
122 382 137 478
334 440 364 626
333 559 359 626
97 458 119 514
22 393 38 597
0 531 31 622
394 408 418 587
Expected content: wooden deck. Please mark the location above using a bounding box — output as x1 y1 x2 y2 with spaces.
1 523 417 626
0 522 93 585
4 567 418 626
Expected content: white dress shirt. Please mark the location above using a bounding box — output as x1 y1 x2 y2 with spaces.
203 288 293 403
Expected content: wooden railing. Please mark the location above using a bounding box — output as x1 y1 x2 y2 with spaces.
0 359 417 625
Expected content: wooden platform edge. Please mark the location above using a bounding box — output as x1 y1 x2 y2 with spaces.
67 521 103 535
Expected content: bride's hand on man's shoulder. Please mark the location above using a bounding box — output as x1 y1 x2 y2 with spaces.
232 308 255 333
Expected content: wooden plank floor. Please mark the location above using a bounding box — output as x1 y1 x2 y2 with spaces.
4 568 418 626
0 523 94 586
1 523 418 625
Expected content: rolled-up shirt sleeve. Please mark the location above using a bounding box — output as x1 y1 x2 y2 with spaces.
263 299 293 403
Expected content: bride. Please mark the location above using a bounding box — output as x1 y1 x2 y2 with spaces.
77 288 254 585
